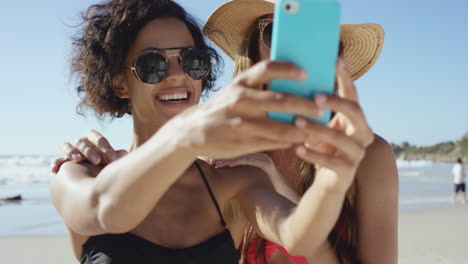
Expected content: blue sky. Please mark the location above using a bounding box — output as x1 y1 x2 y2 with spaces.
0 0 467 155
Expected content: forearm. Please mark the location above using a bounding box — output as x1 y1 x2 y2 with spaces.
282 183 346 256
263 165 300 203
92 127 196 232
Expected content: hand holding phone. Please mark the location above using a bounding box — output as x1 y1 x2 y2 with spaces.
269 0 341 125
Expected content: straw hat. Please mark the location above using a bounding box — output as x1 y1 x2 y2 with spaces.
204 0 384 81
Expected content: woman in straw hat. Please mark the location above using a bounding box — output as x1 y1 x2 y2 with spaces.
54 1 394 263
203 0 398 263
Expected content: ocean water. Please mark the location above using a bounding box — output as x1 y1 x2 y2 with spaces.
397 160 459 211
0 156 464 236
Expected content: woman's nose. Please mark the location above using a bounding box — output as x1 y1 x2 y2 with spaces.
164 54 186 82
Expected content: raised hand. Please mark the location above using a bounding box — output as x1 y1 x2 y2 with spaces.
293 59 374 193
50 130 127 173
167 60 323 160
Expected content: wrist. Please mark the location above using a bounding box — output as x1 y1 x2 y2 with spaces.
150 120 198 164
311 177 349 198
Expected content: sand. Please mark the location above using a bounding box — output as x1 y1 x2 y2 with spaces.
398 205 468 264
1 206 467 263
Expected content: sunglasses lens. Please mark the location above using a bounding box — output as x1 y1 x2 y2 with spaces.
181 49 211 80
135 53 167 84
262 22 273 48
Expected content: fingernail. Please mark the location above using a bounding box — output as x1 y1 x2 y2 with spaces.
296 146 307 155
110 153 118 162
315 94 327 105
91 154 100 164
305 142 318 150
295 118 307 128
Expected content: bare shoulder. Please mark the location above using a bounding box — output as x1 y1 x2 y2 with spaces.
215 164 271 192
353 135 399 262
356 133 398 189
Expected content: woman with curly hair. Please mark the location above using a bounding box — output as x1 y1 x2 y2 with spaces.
51 0 376 264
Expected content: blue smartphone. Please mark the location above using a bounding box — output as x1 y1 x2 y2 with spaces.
268 0 341 125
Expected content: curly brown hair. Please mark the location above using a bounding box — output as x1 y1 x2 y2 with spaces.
71 0 223 119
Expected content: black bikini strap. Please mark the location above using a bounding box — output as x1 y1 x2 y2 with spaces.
194 161 226 227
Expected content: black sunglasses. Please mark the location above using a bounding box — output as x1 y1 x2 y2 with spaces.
130 47 211 85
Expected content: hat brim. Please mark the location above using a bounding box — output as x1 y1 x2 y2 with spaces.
204 0 384 81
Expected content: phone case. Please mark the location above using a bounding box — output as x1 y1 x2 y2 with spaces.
268 0 341 125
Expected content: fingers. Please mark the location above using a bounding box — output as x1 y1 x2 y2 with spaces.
86 130 119 163
61 142 83 163
295 118 365 163
213 154 265 168
50 157 69 174
116 149 128 158
229 88 323 119
295 146 350 174
314 94 374 147
336 58 358 102
74 138 102 165
229 116 307 144
53 145 126 173
239 60 307 89
247 137 293 154
213 158 240 168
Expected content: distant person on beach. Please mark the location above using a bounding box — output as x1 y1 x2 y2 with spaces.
452 158 466 204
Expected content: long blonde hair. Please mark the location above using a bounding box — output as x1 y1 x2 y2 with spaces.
235 18 359 264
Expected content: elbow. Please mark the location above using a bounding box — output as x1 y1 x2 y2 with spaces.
283 240 321 258
281 232 323 257
92 192 135 234
280 217 323 257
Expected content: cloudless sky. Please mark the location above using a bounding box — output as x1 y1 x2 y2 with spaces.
0 0 467 155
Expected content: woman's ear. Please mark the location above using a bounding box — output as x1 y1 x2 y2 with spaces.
112 74 130 99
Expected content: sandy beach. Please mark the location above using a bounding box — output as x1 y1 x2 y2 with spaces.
0 235 76 263
398 205 468 264
0 206 466 264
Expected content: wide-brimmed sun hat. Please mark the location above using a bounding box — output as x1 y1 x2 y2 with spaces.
204 0 384 81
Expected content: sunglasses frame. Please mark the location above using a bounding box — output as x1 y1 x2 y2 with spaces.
129 46 211 85
257 18 274 49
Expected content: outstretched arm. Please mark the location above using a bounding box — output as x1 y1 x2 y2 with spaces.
51 61 323 236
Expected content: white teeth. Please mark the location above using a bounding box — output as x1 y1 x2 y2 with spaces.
159 92 188 101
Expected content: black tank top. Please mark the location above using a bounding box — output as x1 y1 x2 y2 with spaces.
81 162 240 264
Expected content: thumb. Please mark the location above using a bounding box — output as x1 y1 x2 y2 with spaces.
116 150 128 159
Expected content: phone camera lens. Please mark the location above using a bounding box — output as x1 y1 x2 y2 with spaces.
284 1 299 14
